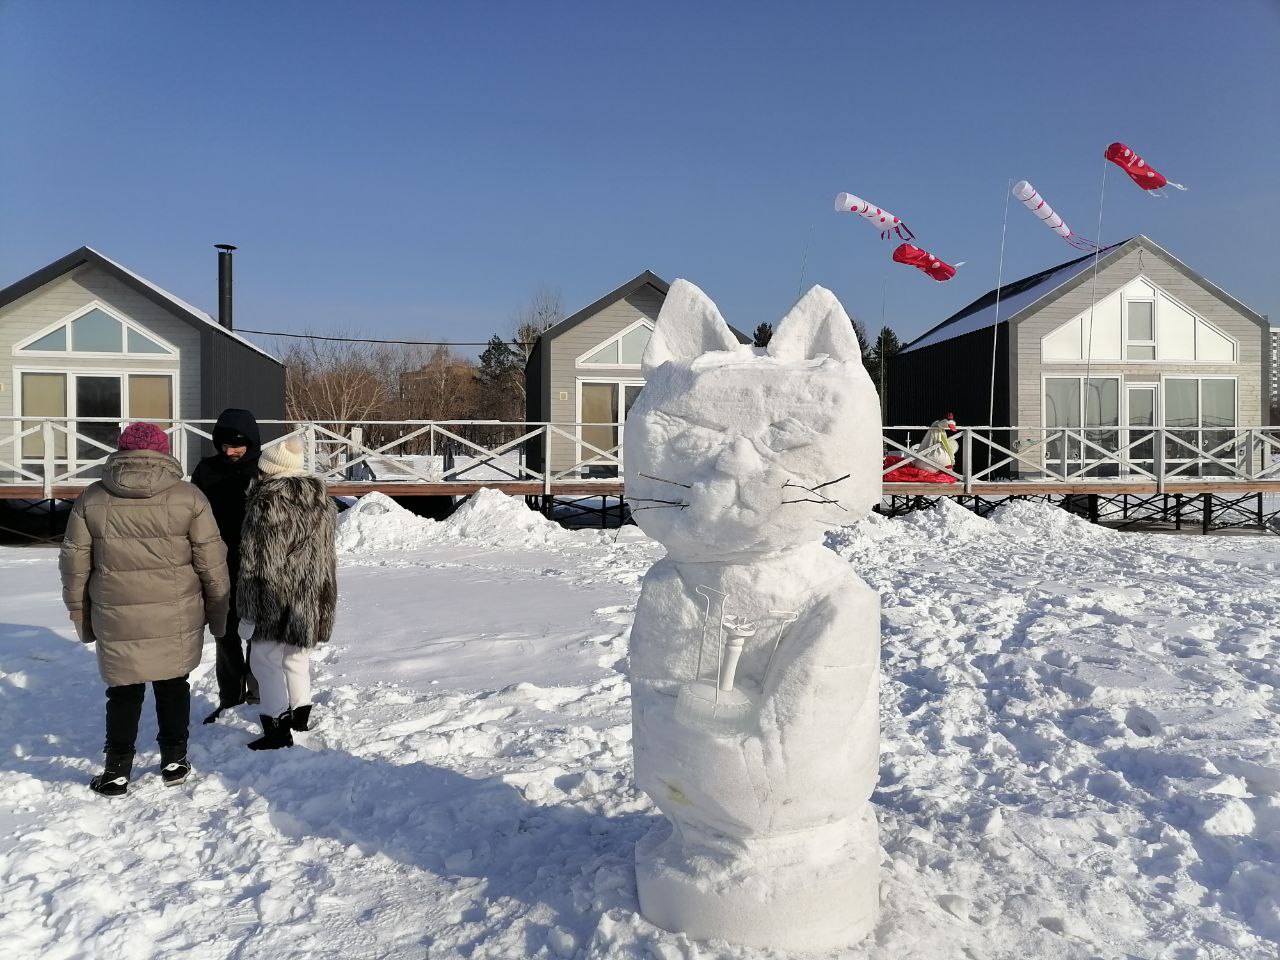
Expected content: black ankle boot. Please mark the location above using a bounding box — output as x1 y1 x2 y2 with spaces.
159 745 191 786
90 752 133 797
247 712 294 750
290 704 313 732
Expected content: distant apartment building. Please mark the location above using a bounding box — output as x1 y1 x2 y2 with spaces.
1271 327 1279 412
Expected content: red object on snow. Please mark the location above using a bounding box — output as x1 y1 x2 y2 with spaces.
1105 142 1185 192
882 455 958 484
892 243 957 282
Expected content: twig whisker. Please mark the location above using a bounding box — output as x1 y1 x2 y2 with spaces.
638 473 692 489
811 473 851 492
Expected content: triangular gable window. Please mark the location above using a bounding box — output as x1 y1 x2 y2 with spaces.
71 308 123 352
15 304 177 356
578 320 654 367
127 328 169 354
26 327 67 351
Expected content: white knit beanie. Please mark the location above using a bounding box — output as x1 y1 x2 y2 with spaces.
258 436 306 478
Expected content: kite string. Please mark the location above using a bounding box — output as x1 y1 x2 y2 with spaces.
796 222 815 299
1082 159 1109 471
989 178 1012 438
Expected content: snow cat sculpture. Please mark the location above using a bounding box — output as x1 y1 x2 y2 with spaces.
623 280 882 951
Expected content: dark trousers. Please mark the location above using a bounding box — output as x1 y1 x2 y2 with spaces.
105 675 191 758
214 556 258 706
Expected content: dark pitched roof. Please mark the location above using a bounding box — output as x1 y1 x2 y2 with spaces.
0 245 281 364
540 270 751 345
901 242 1127 354
901 235 1269 354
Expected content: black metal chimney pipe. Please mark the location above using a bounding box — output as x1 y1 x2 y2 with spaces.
215 244 237 329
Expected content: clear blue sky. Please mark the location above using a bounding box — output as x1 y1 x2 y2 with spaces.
2 1 1277 356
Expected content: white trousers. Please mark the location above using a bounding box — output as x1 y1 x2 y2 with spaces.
249 639 312 719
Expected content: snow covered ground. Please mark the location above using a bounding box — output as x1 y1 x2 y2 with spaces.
2 494 1279 959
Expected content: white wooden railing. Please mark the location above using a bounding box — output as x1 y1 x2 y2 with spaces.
2 418 1278 499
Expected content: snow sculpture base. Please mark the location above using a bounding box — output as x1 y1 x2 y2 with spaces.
636 808 880 952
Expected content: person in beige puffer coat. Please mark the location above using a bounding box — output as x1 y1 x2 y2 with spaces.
59 422 230 797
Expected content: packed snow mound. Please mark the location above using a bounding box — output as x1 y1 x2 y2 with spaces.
446 488 568 546
335 489 571 555
824 510 898 554
899 497 993 542
335 492 440 553
988 498 1111 540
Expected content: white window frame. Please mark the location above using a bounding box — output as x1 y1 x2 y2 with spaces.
1160 375 1238 429
574 376 646 475
1160 375 1239 474
1123 382 1159 475
575 318 655 368
1124 298 1157 361
12 300 179 359
13 365 182 471
1040 374 1122 475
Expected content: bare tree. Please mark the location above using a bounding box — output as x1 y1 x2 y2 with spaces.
511 286 563 364
400 345 480 422
282 334 391 424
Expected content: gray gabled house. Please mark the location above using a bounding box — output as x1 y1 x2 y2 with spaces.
525 270 749 476
890 235 1270 477
0 245 284 477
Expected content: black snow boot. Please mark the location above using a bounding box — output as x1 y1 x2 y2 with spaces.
290 704 313 732
89 752 133 797
247 712 294 751
160 746 191 786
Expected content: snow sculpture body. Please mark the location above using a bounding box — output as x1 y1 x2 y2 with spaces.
624 280 882 951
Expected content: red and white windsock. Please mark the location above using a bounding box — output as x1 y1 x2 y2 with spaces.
1011 181 1099 252
834 192 914 240
1105 142 1186 194
892 243 958 282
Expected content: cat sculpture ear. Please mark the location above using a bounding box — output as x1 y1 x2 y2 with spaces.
767 285 864 363
642 279 742 375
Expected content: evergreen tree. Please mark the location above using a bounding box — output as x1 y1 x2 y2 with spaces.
752 322 774 347
865 326 902 404
850 317 870 361
475 335 524 419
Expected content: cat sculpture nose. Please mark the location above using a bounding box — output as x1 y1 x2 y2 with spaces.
715 436 764 475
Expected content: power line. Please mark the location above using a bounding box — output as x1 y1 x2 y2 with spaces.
236 328 535 347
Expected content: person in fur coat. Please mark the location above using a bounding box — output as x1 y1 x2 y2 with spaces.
237 436 337 749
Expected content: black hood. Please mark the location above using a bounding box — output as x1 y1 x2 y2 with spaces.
211 408 261 458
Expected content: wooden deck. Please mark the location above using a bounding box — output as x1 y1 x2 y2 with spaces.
5 479 1280 501
0 481 628 500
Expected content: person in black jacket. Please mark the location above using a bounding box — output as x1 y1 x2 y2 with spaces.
191 408 262 722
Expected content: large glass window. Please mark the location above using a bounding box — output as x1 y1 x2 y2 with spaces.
1165 378 1237 475
128 375 174 421
1045 377 1119 476
76 376 123 461
20 373 67 459
18 373 175 473
1126 385 1157 473
578 381 644 477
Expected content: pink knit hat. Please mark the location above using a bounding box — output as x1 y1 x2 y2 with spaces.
117 422 171 455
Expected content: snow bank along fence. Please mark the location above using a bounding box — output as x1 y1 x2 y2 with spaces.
4 419 1280 531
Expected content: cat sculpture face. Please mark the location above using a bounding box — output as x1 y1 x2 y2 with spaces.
623 281 881 562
